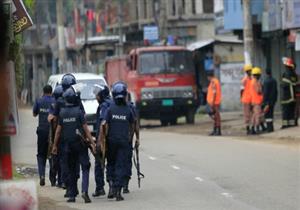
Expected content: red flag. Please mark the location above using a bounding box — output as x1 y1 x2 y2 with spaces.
96 13 103 33
74 8 82 33
86 9 94 22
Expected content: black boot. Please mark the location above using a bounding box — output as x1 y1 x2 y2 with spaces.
295 119 298 126
115 188 124 201
64 188 70 198
250 126 257 135
260 123 267 132
67 197 76 202
215 127 222 136
82 192 91 203
40 176 45 186
266 122 274 132
209 127 216 136
246 126 251 135
123 178 130 194
92 187 106 197
107 181 115 199
255 126 260 134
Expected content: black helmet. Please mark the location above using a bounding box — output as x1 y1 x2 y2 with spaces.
94 85 110 101
63 87 77 105
61 73 76 91
112 81 127 100
53 85 63 100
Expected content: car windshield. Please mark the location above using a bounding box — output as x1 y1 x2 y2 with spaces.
139 51 195 74
77 79 106 100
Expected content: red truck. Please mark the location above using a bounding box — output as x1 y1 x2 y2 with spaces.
105 46 198 126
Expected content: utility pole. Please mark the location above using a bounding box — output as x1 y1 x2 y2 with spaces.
242 0 254 65
56 0 66 73
158 0 168 41
117 0 123 55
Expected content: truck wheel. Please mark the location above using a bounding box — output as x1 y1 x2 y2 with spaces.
160 119 168 126
186 110 195 124
170 118 177 125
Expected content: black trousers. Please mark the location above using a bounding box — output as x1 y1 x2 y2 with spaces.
282 102 296 126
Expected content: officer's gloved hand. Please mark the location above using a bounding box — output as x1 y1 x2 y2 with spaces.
52 145 58 155
134 139 140 149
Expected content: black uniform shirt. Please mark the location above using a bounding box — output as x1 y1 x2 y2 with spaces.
263 76 278 106
59 106 86 143
33 95 55 131
104 102 134 143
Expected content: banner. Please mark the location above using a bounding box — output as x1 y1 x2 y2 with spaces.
12 0 33 34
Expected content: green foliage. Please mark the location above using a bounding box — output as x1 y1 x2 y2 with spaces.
23 0 35 16
9 34 23 95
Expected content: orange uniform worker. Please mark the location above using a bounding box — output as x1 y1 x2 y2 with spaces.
206 71 222 136
250 67 263 134
241 64 253 134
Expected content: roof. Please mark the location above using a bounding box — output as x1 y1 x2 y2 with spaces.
48 73 105 83
134 46 188 54
187 36 243 51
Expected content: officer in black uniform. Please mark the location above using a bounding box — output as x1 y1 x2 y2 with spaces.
123 92 140 194
92 84 111 197
98 82 135 201
281 58 298 128
49 84 64 187
52 87 95 203
262 69 278 132
33 85 55 186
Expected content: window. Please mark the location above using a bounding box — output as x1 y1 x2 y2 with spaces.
203 0 214 13
144 0 148 19
172 0 176 16
192 0 196 14
182 0 186 15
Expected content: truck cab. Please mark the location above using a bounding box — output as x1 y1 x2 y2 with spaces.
105 46 198 125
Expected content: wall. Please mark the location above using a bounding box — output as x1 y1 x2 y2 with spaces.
214 43 245 111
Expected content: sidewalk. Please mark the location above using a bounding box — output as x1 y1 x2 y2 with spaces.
142 111 300 142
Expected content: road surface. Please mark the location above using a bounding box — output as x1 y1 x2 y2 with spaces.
11 109 300 210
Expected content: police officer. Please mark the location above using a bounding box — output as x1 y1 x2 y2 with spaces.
98 82 135 201
92 84 111 197
49 84 64 187
123 92 140 194
33 85 55 186
52 87 95 203
281 57 298 128
262 69 278 132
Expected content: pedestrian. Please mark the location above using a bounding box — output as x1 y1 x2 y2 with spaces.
262 69 278 132
97 82 135 201
281 57 298 128
33 85 55 186
241 64 253 134
250 67 263 134
52 87 96 203
92 84 111 197
206 71 222 136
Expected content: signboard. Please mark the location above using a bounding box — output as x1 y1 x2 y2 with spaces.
0 180 38 210
12 0 33 34
220 63 244 84
296 32 300 51
282 0 300 29
143 26 159 41
0 61 19 136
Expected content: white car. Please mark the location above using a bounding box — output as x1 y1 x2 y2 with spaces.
48 73 107 134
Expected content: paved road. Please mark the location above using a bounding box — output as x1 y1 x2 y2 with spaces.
11 109 300 210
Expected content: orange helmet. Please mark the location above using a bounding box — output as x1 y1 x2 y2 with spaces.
282 57 295 69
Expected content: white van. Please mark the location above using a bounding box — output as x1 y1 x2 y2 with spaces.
48 73 107 134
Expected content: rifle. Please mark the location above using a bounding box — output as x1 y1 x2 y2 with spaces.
133 145 144 188
99 123 107 170
76 129 97 158
47 118 56 159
